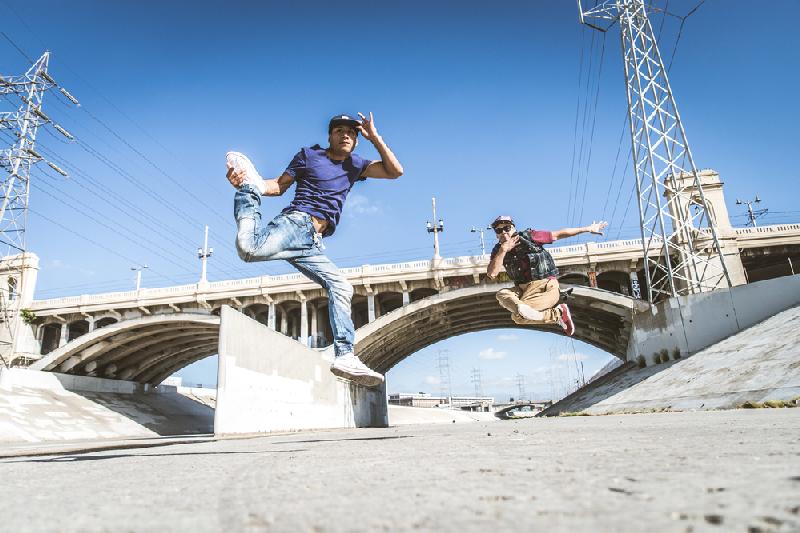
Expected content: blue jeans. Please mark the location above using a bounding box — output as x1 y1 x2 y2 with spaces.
234 185 355 357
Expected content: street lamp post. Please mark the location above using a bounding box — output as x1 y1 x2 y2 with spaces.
131 265 148 291
426 197 444 260
197 225 214 283
735 196 768 227
470 226 486 256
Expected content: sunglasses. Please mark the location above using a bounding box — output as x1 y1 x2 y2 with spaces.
494 225 513 234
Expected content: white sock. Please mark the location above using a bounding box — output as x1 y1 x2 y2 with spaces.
517 304 543 321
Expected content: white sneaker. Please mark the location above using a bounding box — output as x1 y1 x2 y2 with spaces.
226 151 265 195
517 303 543 321
330 353 384 388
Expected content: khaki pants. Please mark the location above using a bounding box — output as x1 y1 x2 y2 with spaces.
496 278 562 325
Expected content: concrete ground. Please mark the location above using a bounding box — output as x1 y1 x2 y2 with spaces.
1 409 798 532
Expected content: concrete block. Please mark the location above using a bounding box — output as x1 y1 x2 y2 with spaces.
627 274 800 364
214 306 387 436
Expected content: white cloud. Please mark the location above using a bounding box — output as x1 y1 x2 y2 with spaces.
346 193 381 216
496 334 518 341
51 259 65 268
479 347 507 360
557 353 590 362
424 375 441 385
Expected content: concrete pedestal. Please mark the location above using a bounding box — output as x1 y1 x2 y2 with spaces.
214 306 387 436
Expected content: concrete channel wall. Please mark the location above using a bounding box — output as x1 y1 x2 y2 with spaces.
628 274 800 365
214 306 388 436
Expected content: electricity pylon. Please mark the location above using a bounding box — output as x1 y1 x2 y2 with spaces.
0 51 76 365
577 1 731 302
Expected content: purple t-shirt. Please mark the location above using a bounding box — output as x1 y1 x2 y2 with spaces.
282 144 373 237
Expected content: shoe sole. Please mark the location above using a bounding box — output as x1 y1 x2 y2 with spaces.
330 365 384 388
561 305 575 336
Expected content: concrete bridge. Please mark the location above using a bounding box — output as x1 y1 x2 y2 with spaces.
5 168 800 384
15 219 797 384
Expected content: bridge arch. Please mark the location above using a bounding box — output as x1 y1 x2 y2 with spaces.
354 284 640 374
31 313 220 385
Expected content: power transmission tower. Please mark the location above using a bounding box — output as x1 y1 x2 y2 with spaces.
470 367 483 398
515 374 526 402
437 349 452 407
577 1 731 302
0 51 77 365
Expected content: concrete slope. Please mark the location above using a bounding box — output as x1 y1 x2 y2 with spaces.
543 305 800 415
0 369 213 444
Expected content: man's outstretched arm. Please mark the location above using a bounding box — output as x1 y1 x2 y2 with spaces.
358 112 404 179
262 173 295 196
551 221 608 241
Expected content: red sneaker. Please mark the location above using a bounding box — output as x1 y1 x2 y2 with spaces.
558 303 575 336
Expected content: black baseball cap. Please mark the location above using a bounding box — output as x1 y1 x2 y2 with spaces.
328 114 360 134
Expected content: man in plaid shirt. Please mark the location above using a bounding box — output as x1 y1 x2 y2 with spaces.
486 215 608 336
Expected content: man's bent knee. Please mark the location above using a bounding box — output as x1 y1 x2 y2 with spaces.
235 235 256 262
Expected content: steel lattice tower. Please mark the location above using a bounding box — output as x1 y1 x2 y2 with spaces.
0 52 73 365
578 1 732 302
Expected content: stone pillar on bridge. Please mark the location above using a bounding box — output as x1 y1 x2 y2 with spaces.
367 293 376 323
400 280 410 306
58 322 68 348
299 294 309 346
629 271 641 300
588 270 598 288
268 302 276 330
310 304 318 348
87 316 95 333
665 169 747 289
280 307 288 336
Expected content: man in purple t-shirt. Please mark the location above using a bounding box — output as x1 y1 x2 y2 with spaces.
486 215 608 337
226 113 403 387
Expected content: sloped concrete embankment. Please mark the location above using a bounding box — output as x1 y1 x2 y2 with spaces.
542 303 800 415
0 368 213 444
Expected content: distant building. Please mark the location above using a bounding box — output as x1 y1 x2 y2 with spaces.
389 392 494 412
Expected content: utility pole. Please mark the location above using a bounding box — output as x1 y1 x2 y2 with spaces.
197 225 214 283
426 197 444 260
131 265 148 291
471 367 483 398
0 52 77 366
577 0 731 302
470 226 486 256
437 349 452 408
736 196 768 227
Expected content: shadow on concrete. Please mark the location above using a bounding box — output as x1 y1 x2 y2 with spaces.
270 435 413 446
5 448 308 464
68 390 215 436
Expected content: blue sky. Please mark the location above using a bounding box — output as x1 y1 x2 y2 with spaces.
2 0 798 399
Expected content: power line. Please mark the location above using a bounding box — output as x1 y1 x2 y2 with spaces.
576 32 607 226
28 207 180 284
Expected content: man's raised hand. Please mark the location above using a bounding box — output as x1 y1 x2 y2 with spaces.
226 165 245 188
357 112 379 142
588 221 609 235
500 233 520 252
